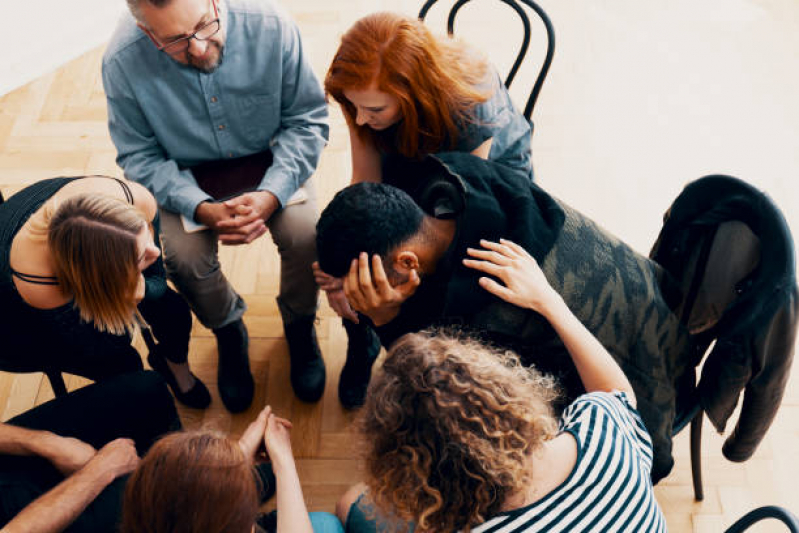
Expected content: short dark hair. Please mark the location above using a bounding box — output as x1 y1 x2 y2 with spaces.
316 183 425 277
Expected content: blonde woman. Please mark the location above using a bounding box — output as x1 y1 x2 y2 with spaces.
0 176 209 408
337 240 667 532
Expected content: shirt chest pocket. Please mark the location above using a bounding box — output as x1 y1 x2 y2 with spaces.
234 92 280 146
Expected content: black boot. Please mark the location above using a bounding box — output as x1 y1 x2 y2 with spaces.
213 319 254 413
338 319 382 409
284 316 326 402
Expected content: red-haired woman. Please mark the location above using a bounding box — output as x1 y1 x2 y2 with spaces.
319 12 534 409
325 11 533 184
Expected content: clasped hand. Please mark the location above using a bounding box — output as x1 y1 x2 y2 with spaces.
195 191 279 245
238 405 295 469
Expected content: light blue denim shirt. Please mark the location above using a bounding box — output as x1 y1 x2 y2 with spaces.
102 0 329 219
453 69 534 180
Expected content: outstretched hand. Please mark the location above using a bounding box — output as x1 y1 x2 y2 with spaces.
462 239 561 314
343 253 419 326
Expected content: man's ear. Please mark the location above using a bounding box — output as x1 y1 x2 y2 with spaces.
393 251 420 273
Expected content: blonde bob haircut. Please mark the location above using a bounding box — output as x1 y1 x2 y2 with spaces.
356 331 560 532
44 193 147 335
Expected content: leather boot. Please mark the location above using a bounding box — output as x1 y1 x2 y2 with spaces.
213 319 254 413
338 319 381 409
284 316 326 402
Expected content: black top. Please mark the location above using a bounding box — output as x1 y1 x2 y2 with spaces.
5 178 134 285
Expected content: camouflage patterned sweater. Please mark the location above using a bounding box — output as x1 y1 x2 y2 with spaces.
378 153 692 482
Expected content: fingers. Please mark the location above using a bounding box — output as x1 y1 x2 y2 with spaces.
219 222 267 245
477 276 516 303
498 238 531 258
344 259 365 311
395 269 420 298
462 258 504 278
466 246 512 266
215 210 260 229
371 254 391 297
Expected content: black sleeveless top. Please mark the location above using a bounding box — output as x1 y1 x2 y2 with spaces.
0 177 135 327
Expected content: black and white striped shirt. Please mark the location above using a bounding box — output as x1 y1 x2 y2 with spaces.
470 392 667 532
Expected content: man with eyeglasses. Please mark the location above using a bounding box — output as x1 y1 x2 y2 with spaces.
102 0 331 412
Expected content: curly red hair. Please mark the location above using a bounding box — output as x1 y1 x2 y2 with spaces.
356 331 560 532
325 12 490 159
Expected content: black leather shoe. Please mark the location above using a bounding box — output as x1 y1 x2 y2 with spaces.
147 348 211 409
339 320 382 409
284 316 326 402
214 319 254 413
254 462 276 503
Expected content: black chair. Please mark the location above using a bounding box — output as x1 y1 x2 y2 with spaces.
726 506 799 532
418 0 555 122
652 175 798 501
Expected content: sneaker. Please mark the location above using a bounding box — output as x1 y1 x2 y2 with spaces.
338 320 382 409
213 319 254 413
284 316 326 402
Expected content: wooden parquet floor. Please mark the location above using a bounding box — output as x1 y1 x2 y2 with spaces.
2 1 799 531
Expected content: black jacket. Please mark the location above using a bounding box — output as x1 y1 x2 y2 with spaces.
378 153 692 481
650 175 798 462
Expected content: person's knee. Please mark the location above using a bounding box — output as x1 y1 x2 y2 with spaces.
336 482 367 527
309 512 346 533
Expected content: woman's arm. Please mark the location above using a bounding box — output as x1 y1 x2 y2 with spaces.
463 239 636 406
348 122 382 184
239 407 314 533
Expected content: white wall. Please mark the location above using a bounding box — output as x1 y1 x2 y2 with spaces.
2 0 126 96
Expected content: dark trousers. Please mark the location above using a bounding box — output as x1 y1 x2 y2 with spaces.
0 371 180 531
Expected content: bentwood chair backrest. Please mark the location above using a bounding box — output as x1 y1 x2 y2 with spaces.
418 0 555 122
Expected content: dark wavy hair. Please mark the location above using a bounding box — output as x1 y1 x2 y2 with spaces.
357 331 560 532
316 182 425 277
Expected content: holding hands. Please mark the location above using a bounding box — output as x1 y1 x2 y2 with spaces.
463 239 562 316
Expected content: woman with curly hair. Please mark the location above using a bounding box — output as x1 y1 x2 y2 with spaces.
336 240 667 532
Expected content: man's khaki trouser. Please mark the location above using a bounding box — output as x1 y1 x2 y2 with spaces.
158 180 319 330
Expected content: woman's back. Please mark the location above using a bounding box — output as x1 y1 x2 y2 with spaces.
471 392 666 533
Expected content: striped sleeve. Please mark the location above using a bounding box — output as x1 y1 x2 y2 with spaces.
561 391 654 475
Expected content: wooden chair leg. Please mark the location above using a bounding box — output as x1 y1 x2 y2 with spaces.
45 370 68 398
690 409 704 501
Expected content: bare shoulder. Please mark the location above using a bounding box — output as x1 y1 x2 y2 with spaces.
56 177 157 221
127 181 157 221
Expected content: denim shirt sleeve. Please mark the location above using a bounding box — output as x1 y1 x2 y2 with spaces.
259 16 329 206
102 60 212 220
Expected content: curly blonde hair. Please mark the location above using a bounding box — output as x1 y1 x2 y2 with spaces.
357 331 560 532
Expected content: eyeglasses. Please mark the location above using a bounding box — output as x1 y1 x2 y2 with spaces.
157 0 220 55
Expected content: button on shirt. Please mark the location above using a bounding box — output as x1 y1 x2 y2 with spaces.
101 0 329 219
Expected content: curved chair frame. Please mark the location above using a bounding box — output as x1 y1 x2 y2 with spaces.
418 0 555 121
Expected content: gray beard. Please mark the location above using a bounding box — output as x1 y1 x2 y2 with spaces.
187 41 225 74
